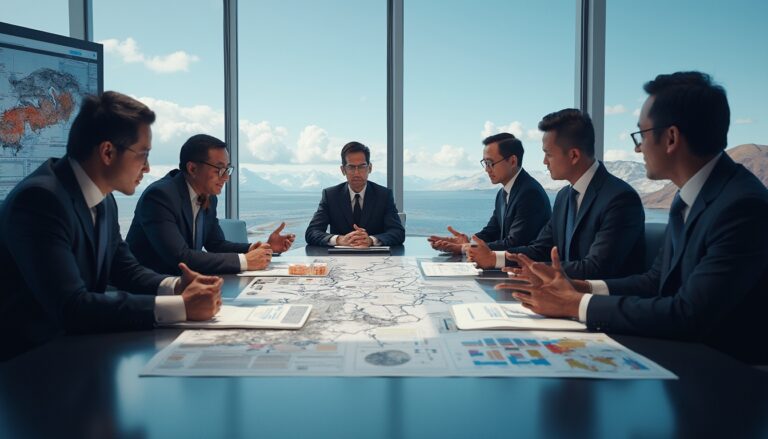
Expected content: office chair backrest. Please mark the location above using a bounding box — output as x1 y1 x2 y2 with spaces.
218 218 248 243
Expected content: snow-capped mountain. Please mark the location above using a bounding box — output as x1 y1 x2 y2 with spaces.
603 160 668 194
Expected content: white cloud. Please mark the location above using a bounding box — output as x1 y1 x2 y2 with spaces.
482 120 524 138
526 129 543 141
604 149 642 162
294 125 330 163
618 131 629 141
240 120 289 162
633 108 641 117
605 104 627 115
735 118 754 125
99 37 199 73
137 96 223 142
432 144 467 167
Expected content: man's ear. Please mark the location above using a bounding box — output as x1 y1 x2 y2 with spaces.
186 161 197 176
98 141 116 165
568 147 581 165
340 165 346 176
665 126 681 155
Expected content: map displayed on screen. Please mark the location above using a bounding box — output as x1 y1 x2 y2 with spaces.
0 23 101 200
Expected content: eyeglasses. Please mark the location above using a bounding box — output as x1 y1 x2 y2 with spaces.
198 161 234 177
124 146 150 164
480 158 505 170
630 125 671 148
342 163 370 174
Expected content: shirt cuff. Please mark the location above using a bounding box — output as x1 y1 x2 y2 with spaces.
155 295 187 324
328 235 338 246
588 280 610 296
239 253 248 271
157 277 180 296
494 251 506 269
578 294 593 323
370 235 381 246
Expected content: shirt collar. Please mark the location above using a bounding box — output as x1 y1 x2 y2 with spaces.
572 159 599 195
502 168 522 195
348 183 368 201
186 181 200 204
678 153 723 207
68 157 106 209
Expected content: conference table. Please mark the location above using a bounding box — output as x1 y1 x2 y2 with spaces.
1 237 767 439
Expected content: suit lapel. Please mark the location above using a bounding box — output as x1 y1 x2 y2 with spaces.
573 163 606 233
55 159 97 257
339 183 354 227
496 188 506 234
554 187 569 254
359 184 376 227
174 171 195 246
660 155 737 290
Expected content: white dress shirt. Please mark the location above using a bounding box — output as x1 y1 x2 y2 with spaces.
69 158 185 323
328 184 381 246
578 154 723 322
186 182 248 271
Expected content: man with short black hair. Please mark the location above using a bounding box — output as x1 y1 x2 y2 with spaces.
501 72 768 364
127 134 294 275
468 109 645 280
305 141 405 247
0 92 223 360
428 133 550 253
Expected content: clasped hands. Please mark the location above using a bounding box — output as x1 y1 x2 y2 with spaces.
337 224 374 247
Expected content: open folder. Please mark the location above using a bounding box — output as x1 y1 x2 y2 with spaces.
162 304 312 329
451 303 586 331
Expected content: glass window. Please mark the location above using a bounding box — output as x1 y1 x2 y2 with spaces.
404 0 576 237
3 0 69 36
238 0 386 247
604 0 768 222
93 0 224 234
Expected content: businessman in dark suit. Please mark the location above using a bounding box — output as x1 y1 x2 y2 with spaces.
469 109 645 280
502 72 768 364
0 92 222 360
126 134 293 275
305 141 405 247
428 133 551 253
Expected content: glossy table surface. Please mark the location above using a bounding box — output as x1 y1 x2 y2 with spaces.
2 237 767 439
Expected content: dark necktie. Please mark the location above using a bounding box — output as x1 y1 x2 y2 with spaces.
564 187 579 262
668 192 686 259
195 196 207 250
94 200 108 278
352 193 362 226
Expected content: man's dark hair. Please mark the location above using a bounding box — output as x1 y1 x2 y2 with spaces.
66 91 156 160
482 132 515 146
340 141 371 165
643 71 730 157
179 134 228 174
537 108 595 158
497 137 524 166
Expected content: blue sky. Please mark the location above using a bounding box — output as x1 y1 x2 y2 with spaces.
4 0 767 179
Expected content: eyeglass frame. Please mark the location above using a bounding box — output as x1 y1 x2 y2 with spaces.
479 157 507 170
341 163 371 174
630 125 672 148
124 146 150 164
197 161 234 177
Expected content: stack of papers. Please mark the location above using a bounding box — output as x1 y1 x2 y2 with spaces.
420 261 482 277
451 302 586 331
328 246 390 254
163 304 312 329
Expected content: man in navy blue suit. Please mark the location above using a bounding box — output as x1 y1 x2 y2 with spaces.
502 72 768 364
0 92 223 360
126 134 293 275
305 141 405 247
469 109 645 280
427 133 551 254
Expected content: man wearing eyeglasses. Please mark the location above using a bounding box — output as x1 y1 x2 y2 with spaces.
467 109 645 280
305 141 405 247
0 92 223 360
127 134 294 275
497 72 768 365
428 133 551 254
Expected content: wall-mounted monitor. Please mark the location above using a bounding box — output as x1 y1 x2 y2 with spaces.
0 22 103 200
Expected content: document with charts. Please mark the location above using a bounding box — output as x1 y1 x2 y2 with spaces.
142 257 675 379
451 302 587 331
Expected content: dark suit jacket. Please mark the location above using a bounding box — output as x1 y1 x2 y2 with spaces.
508 162 645 279
305 181 405 246
588 155 768 364
0 158 166 359
475 168 551 250
126 170 250 275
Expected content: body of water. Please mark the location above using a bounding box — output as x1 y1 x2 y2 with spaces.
115 190 669 248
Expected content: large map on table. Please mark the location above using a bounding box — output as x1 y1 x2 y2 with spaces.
142 257 675 379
